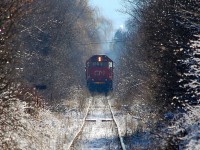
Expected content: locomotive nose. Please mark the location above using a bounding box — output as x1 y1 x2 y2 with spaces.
85 55 113 92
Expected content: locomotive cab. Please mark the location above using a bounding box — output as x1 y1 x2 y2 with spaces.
85 55 113 92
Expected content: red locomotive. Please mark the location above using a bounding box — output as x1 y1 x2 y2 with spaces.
85 55 114 92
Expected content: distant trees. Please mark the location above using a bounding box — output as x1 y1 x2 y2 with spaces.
1 0 112 105
113 28 126 61
117 0 200 111
16 0 102 101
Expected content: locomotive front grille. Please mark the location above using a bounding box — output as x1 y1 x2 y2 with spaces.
94 82 105 84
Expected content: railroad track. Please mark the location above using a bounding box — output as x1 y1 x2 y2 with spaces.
68 96 126 150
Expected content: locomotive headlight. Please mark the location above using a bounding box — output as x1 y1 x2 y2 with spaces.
98 56 102 62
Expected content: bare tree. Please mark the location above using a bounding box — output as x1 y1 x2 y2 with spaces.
16 0 102 101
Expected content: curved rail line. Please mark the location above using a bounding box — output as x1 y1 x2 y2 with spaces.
67 97 93 150
107 98 126 150
68 96 126 150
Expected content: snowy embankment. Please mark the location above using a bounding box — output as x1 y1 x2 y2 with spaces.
0 87 91 150
108 96 160 149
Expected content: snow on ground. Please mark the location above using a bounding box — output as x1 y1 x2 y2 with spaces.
1 89 125 150
70 95 122 150
107 96 162 149
1 82 199 150
109 94 200 150
0 87 91 150
27 97 91 150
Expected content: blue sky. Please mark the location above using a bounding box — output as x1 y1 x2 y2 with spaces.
89 0 129 31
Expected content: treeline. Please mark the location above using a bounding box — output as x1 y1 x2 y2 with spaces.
1 0 107 102
116 0 200 111
18 0 102 101
1 0 106 148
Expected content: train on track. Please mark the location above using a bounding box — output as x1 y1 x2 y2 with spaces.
85 55 114 93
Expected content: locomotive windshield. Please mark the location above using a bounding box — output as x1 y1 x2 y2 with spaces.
87 62 110 67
